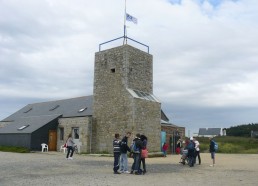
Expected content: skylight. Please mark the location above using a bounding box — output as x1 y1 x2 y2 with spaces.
78 107 87 113
23 108 32 113
127 88 159 102
17 125 30 130
133 89 157 102
49 105 60 111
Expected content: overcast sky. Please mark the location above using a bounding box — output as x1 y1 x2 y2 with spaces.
1 0 258 135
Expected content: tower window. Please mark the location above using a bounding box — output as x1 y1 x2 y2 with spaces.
111 68 116 73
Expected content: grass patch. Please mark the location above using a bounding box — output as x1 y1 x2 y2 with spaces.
0 146 30 153
196 136 258 154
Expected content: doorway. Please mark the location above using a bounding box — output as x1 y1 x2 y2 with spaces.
48 130 57 151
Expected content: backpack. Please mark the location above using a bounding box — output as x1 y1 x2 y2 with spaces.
131 141 140 153
187 141 195 150
214 141 218 151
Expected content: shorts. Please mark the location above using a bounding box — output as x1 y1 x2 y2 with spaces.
211 152 215 159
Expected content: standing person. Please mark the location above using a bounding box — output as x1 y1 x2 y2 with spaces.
140 134 148 175
176 139 182 154
120 132 131 173
113 133 121 174
66 133 75 160
194 138 201 165
186 137 196 167
162 142 169 157
130 133 143 175
209 137 216 167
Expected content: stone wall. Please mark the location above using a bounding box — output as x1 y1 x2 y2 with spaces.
57 116 92 153
93 44 161 153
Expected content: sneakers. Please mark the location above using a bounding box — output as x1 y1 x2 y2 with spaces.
124 171 130 174
210 164 215 167
68 157 73 160
135 171 142 175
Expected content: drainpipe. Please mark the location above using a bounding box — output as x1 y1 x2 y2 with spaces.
90 117 92 154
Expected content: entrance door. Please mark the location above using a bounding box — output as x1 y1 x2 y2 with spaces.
72 127 80 153
161 131 166 151
48 130 57 151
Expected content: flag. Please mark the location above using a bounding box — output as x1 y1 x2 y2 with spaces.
126 13 138 24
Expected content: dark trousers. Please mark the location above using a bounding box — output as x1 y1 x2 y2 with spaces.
113 152 120 173
139 158 146 172
131 153 141 172
66 146 74 158
195 151 201 164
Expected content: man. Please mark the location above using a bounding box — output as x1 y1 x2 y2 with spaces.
120 132 131 173
209 137 216 167
113 133 121 174
186 137 196 167
194 138 201 165
130 133 143 175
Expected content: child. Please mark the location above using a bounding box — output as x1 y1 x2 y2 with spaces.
162 142 169 157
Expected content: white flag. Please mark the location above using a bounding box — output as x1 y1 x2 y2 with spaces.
126 13 138 24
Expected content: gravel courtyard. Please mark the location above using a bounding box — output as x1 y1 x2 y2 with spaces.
0 151 257 186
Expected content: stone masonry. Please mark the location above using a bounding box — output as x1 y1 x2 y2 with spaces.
92 44 161 153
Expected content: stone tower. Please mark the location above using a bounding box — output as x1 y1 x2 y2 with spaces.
92 44 161 153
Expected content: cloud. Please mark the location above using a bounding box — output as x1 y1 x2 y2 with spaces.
1 0 258 134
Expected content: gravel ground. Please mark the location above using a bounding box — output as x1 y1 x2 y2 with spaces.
0 151 258 186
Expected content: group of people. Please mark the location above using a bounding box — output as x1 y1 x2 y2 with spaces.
65 132 216 172
113 132 148 175
179 137 216 167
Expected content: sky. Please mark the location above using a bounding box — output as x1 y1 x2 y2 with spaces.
1 0 258 135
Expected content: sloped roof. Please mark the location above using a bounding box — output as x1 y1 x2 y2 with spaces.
2 96 93 122
0 114 61 134
198 128 221 136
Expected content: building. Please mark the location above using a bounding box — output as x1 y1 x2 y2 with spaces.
0 44 185 153
198 128 226 137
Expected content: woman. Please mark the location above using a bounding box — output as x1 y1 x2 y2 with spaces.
66 133 75 160
140 134 148 175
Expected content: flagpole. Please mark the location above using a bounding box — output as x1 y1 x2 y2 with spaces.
123 0 127 45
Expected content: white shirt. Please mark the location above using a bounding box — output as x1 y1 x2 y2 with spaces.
195 140 200 151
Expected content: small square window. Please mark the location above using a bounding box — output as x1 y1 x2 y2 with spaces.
111 68 115 73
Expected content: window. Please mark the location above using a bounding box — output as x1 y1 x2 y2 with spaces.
78 107 87 113
133 90 157 101
73 128 79 139
59 128 64 140
111 68 115 73
49 105 59 111
23 108 32 113
17 125 30 130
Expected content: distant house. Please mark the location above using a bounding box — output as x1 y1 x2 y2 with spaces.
251 131 258 138
198 128 226 137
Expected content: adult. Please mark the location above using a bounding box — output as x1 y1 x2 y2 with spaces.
194 138 201 165
176 139 182 154
66 133 75 160
113 133 121 174
120 132 131 173
186 137 196 167
140 134 148 175
209 137 216 167
130 133 143 175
